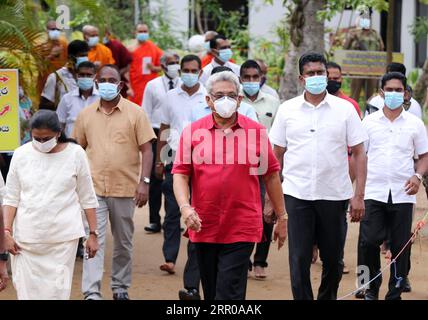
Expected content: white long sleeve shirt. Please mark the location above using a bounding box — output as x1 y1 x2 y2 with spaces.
0 175 4 204
3 142 99 243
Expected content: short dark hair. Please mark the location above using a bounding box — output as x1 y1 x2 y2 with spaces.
68 40 89 58
326 61 342 72
97 64 121 78
381 71 407 89
77 61 96 73
386 62 406 75
211 66 232 75
298 52 327 75
180 54 201 70
210 34 227 49
240 59 261 76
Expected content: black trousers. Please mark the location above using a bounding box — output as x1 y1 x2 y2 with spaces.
183 241 200 290
149 128 162 226
195 242 255 300
249 181 273 269
358 196 413 300
162 164 181 263
285 195 348 300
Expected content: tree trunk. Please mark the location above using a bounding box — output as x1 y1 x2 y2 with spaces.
279 0 326 101
414 59 428 106
386 0 395 64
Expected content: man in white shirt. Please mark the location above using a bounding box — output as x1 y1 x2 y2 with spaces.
142 51 181 234
360 72 428 300
269 52 368 300
155 55 206 276
199 34 240 85
40 40 89 110
367 63 422 119
56 61 99 137
240 59 280 279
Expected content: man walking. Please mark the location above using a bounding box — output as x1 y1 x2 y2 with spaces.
73 64 156 300
269 52 368 300
360 72 428 300
142 51 181 233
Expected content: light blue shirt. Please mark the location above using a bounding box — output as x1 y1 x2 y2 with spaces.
191 101 259 122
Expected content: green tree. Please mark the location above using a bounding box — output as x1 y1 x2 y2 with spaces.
270 0 389 100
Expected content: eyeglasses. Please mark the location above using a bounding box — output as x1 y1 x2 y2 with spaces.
210 93 238 101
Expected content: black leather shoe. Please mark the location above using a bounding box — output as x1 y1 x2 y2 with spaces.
113 292 130 300
144 223 161 233
355 289 365 299
364 291 379 300
403 277 411 293
178 289 201 300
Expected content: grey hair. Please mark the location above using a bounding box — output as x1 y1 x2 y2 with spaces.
160 51 180 65
206 71 240 94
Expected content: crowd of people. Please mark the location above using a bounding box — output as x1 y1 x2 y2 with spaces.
0 12 428 301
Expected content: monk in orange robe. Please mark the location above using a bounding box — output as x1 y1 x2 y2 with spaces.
82 25 115 68
129 24 163 106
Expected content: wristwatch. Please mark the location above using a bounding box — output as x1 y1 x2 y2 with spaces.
415 173 423 182
0 252 9 262
89 230 99 238
142 176 150 184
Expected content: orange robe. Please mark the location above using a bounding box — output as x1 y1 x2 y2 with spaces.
129 40 163 105
37 37 68 96
88 43 115 66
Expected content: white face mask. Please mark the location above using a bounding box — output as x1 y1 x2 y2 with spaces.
32 136 58 153
213 96 237 119
165 64 180 79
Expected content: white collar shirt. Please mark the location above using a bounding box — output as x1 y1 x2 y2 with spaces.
160 83 207 151
199 60 241 86
363 108 428 204
56 87 100 137
142 75 180 129
269 92 368 201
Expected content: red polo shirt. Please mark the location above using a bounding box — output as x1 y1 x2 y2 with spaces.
172 113 280 244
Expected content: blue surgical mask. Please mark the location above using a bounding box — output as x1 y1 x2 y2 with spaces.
181 73 199 88
48 30 61 40
218 48 233 63
137 32 149 42
384 91 404 110
87 36 99 47
77 77 94 91
102 36 109 44
304 75 327 95
98 82 120 101
204 41 211 51
242 82 260 96
359 18 371 29
75 56 89 67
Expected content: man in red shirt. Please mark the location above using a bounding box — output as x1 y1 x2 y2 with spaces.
327 62 361 118
172 71 287 300
129 24 163 105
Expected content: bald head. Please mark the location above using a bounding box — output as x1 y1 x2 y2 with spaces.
255 59 268 76
136 24 149 33
46 20 58 31
82 25 98 37
205 30 218 42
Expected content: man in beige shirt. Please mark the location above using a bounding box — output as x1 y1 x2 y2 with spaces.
73 64 156 300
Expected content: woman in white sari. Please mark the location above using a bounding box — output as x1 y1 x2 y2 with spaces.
3 110 99 300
